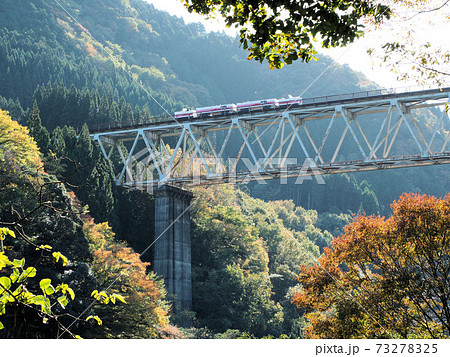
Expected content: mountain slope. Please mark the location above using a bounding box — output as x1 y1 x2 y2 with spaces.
0 0 374 113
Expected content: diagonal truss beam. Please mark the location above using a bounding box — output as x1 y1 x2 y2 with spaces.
91 87 450 188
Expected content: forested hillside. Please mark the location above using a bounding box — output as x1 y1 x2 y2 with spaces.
1 0 449 339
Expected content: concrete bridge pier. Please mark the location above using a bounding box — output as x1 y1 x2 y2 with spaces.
153 185 193 313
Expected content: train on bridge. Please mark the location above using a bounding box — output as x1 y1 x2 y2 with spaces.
87 86 450 134
174 96 302 120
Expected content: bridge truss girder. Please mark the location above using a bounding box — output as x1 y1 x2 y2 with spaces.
92 88 450 190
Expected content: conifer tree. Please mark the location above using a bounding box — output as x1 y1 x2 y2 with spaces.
27 100 50 154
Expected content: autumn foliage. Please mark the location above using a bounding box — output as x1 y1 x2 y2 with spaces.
293 193 450 338
0 109 42 171
75 195 171 338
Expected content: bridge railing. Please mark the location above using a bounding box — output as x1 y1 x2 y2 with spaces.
87 84 450 134
81 115 171 134
301 83 449 107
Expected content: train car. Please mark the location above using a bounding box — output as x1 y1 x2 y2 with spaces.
174 96 298 120
174 109 197 120
195 103 237 118
236 98 279 113
278 96 302 108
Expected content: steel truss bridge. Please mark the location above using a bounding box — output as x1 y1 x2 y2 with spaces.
91 86 450 189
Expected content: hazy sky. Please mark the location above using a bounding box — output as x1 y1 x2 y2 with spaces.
144 0 449 89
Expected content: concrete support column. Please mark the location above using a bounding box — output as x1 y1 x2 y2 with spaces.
153 185 193 313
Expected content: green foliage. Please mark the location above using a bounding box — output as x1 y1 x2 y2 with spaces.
190 185 331 337
191 186 284 336
0 227 77 333
1 111 97 337
27 100 50 154
0 110 128 337
1 0 449 340
183 0 390 68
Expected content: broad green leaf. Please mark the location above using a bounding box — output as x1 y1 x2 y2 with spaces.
86 315 102 325
21 290 35 304
0 277 11 293
30 295 45 306
45 285 55 295
17 267 37 283
31 295 52 314
67 287 75 300
10 268 20 283
57 295 68 308
52 252 68 266
55 283 74 299
12 258 25 268
0 228 15 240
111 293 126 304
40 278 51 290
40 278 55 295
0 321 3 329
0 253 11 270
0 303 5 315
24 267 36 278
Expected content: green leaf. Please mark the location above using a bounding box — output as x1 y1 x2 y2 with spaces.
57 295 68 308
67 287 75 300
12 258 25 268
56 284 75 299
17 267 37 283
31 295 52 314
0 228 15 240
86 315 102 325
111 293 126 304
0 321 3 330
36 244 52 251
45 285 55 295
40 278 55 295
42 297 51 314
40 278 51 290
0 253 11 270
0 277 11 293
24 267 36 278
30 295 45 306
10 268 19 283
91 290 109 304
52 252 68 266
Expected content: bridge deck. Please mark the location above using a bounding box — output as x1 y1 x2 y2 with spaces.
89 86 450 135
90 86 450 188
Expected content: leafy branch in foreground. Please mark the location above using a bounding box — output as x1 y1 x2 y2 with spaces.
0 227 76 335
183 0 390 69
367 0 450 84
1 109 125 337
